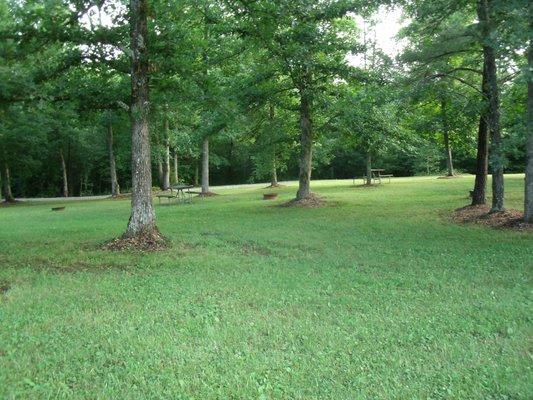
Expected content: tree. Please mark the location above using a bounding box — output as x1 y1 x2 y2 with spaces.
231 0 371 201
525 4 533 222
123 0 160 240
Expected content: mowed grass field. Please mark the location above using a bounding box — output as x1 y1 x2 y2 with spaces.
0 175 531 399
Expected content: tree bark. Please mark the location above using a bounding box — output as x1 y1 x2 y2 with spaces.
441 99 454 176
472 64 489 206
478 0 504 212
157 159 163 189
173 148 179 184
269 104 278 187
472 114 489 205
162 116 170 190
365 152 372 185
194 161 199 187
525 19 533 223
201 136 209 194
108 119 120 197
59 147 69 197
125 0 157 237
1 160 15 203
271 156 278 187
296 92 313 200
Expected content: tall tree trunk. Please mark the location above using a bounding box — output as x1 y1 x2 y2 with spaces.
162 116 170 190
108 119 120 197
173 148 179 184
478 0 504 212
271 157 278 187
201 136 209 194
1 160 15 203
194 161 199 187
365 152 372 185
443 131 454 176
296 92 313 200
472 64 490 206
525 19 533 223
269 104 278 187
441 99 454 176
157 159 163 189
125 0 157 237
59 148 69 197
472 114 489 205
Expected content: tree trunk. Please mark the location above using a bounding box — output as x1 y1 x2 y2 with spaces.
472 64 490 206
441 99 454 176
108 119 120 197
472 114 489 205
296 92 313 200
525 21 533 223
162 116 170 190
270 155 278 186
157 159 163 189
125 0 157 237
194 161 199 186
201 136 209 194
478 0 504 212
443 131 454 176
1 160 15 203
365 152 372 185
173 148 179 184
269 104 278 187
60 148 69 197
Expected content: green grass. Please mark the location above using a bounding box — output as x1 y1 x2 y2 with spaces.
0 175 531 399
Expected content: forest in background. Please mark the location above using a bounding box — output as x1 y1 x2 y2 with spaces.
0 0 530 201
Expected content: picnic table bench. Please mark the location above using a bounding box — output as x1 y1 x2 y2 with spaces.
156 185 194 205
353 169 393 185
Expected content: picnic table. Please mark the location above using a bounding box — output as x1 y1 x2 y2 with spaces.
353 169 394 185
156 185 194 205
371 169 393 184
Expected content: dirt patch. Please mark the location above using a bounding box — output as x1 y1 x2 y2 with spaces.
0 282 10 294
451 205 532 232
196 191 218 197
437 174 462 179
278 193 326 208
102 228 169 251
0 200 20 207
353 184 380 188
264 184 286 189
238 241 272 256
109 193 131 200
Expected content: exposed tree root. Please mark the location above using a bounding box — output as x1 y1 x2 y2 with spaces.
437 174 461 179
279 193 325 208
102 228 169 251
265 183 286 188
451 205 532 232
0 199 19 207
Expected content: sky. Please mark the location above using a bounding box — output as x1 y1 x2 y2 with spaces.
348 6 407 67
81 3 407 67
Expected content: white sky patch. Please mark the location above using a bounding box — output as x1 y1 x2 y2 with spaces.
348 6 408 67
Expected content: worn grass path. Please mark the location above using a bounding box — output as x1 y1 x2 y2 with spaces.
0 175 531 399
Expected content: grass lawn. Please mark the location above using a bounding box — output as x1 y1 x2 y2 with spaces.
0 175 531 399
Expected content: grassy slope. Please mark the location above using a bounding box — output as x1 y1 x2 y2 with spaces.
0 175 531 399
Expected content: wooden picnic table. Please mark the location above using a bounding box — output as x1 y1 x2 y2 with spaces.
353 169 394 185
370 169 393 184
156 185 194 205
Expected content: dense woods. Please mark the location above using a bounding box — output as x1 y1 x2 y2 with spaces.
0 0 531 221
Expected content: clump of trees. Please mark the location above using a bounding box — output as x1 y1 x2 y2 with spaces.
0 0 531 239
